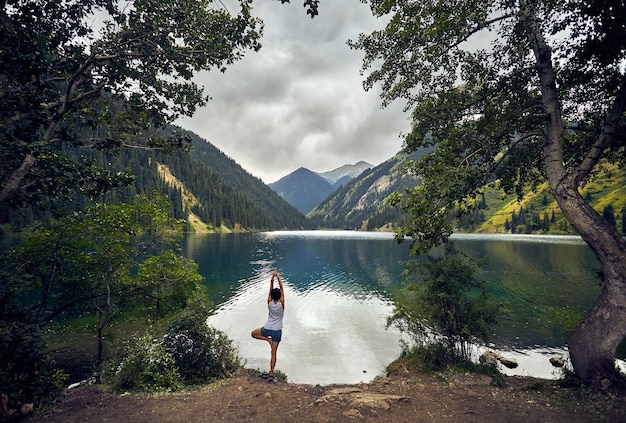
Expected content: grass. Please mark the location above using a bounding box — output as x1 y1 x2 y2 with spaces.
474 164 626 234
45 313 171 384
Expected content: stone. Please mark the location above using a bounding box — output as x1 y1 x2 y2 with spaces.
479 350 499 366
498 356 519 369
480 350 518 369
550 356 565 367
343 408 364 419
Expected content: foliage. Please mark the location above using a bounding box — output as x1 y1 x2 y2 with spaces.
0 0 322 212
395 344 456 374
103 332 181 393
6 193 188 368
0 268 67 410
0 0 266 206
391 344 506 386
163 308 242 384
389 243 499 364
133 251 204 317
104 289 241 391
354 0 626 387
351 0 625 252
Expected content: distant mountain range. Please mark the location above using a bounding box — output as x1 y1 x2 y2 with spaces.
308 151 425 230
268 161 373 214
7 123 623 237
308 148 626 235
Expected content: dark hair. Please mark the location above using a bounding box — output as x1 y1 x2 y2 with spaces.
271 288 281 301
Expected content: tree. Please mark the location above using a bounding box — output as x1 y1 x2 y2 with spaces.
0 267 67 409
10 194 187 367
0 0 258 205
352 0 626 390
0 0 319 207
133 251 204 317
389 244 499 366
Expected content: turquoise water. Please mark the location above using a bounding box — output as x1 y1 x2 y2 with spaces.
182 231 601 384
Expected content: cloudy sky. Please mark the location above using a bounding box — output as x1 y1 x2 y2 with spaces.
175 0 410 184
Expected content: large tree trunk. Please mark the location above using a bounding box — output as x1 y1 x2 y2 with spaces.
523 2 626 389
552 179 626 390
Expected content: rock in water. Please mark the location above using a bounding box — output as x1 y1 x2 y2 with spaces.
550 356 566 367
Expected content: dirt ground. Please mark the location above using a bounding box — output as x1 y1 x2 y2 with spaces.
26 365 626 423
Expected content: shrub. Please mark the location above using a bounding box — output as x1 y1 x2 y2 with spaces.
389 243 500 367
391 344 506 386
103 286 241 391
104 333 181 393
0 269 67 410
163 314 241 384
398 344 454 373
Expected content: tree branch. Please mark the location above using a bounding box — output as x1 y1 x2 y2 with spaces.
0 154 37 203
446 13 512 51
572 73 626 184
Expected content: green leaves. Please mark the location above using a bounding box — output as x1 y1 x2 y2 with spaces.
0 0 262 204
8 193 185 324
134 251 204 317
353 0 626 253
390 244 499 363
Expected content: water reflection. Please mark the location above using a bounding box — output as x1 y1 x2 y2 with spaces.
183 231 602 384
451 234 601 347
184 231 407 384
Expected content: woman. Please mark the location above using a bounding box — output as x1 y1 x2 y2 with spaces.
251 268 285 381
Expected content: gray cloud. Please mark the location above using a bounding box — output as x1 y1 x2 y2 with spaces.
176 0 409 183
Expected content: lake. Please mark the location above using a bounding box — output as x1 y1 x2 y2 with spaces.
182 231 603 385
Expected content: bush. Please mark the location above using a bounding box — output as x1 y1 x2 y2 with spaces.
103 286 241 392
389 243 500 366
392 344 506 386
163 314 241 384
398 344 454 373
0 269 67 411
103 333 181 393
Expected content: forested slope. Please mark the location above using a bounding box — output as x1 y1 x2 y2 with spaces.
309 150 626 236
1 128 310 232
308 151 423 230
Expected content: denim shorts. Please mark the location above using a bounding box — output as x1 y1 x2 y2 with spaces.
261 327 282 343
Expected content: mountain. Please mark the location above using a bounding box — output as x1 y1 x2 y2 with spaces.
1 127 311 232
308 152 423 230
269 162 373 214
463 164 626 235
268 168 334 215
317 161 373 184
166 129 312 231
309 148 626 236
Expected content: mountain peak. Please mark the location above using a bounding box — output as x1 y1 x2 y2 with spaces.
268 161 374 215
317 162 373 184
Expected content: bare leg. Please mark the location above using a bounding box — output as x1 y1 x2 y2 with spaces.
269 341 279 377
251 328 272 346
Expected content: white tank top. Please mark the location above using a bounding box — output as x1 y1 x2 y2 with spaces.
264 300 284 330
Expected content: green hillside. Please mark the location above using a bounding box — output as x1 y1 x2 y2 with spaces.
0 128 310 233
310 150 626 236
461 164 626 235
